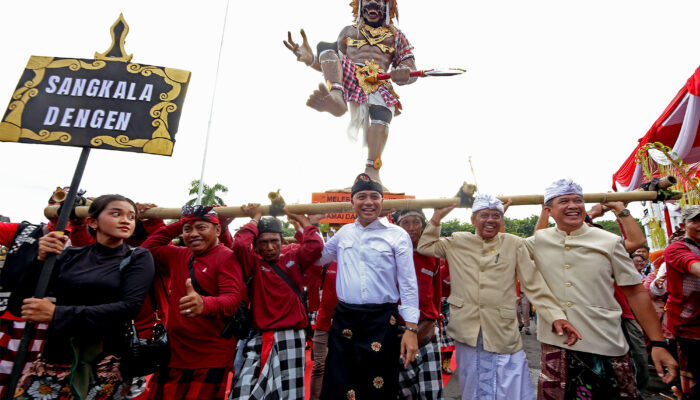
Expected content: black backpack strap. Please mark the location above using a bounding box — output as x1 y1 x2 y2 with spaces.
188 255 213 297
266 261 305 310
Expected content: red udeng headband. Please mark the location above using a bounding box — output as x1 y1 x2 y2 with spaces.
181 215 220 225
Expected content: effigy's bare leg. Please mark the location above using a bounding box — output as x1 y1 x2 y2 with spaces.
365 123 388 183
306 51 347 117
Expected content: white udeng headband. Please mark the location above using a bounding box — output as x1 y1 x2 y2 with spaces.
471 194 504 213
544 178 583 204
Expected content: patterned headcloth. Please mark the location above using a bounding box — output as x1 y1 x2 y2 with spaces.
181 205 220 225
471 194 504 213
258 217 284 235
392 209 426 225
544 179 583 204
351 173 383 197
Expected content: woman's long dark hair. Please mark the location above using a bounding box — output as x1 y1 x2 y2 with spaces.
87 194 137 237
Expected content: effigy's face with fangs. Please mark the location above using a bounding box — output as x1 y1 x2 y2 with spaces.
362 0 386 25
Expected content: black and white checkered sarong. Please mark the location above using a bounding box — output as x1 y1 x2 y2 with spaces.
398 325 444 399
230 328 305 400
439 299 455 351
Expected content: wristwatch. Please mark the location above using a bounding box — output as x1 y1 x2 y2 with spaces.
616 209 631 218
650 340 669 349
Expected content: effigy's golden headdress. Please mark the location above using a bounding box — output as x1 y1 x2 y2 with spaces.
351 0 399 25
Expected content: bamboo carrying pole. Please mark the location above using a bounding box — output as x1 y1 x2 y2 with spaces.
44 190 679 220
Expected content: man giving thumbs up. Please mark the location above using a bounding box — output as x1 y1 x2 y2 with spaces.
142 205 244 400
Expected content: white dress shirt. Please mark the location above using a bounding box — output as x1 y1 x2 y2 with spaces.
318 217 420 323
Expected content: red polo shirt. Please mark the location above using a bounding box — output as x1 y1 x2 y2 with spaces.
233 222 323 331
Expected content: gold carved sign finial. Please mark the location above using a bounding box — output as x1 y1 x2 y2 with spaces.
94 13 134 62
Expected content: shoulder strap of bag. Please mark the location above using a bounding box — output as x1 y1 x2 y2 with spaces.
265 260 305 308
188 255 213 297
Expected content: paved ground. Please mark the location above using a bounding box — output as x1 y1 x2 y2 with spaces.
443 320 677 399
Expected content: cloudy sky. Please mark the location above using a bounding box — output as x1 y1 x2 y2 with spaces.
1 0 699 227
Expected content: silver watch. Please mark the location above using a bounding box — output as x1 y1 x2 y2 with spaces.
616 209 631 218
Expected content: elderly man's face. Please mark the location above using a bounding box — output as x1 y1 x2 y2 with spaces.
471 209 503 240
546 194 585 233
398 215 424 246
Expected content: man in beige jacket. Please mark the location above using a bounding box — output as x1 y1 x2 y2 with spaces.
418 194 580 400
525 179 678 399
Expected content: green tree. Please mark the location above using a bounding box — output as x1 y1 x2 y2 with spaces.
591 218 644 238
186 179 229 206
440 218 474 236
504 215 553 238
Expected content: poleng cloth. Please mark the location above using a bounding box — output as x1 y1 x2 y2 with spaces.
524 223 642 356
340 28 414 107
230 329 306 400
418 222 566 354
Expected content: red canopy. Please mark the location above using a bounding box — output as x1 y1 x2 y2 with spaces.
613 66 700 191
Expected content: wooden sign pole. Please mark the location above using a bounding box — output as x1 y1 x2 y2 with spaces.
6 148 91 400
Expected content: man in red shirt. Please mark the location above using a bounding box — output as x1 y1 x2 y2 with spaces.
438 261 455 375
143 205 243 400
309 261 338 400
664 205 700 400
229 204 323 399
394 209 444 399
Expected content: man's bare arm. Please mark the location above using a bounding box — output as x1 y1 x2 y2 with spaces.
602 201 645 252
690 261 700 278
620 284 678 383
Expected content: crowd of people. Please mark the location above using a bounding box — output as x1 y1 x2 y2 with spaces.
0 174 697 400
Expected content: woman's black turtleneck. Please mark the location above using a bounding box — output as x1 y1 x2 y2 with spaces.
41 242 154 363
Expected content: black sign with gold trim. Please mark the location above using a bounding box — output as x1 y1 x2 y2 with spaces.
0 15 190 156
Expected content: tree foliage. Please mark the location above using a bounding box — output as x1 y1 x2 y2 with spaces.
187 179 229 206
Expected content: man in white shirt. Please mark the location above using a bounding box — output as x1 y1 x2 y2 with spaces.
317 173 419 399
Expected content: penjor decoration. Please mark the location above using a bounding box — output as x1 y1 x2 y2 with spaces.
283 0 463 184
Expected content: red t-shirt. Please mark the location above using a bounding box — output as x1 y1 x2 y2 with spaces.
664 240 700 339
142 220 243 369
440 262 451 299
613 283 635 320
413 252 441 321
131 219 170 337
0 222 19 247
316 262 339 332
233 222 323 331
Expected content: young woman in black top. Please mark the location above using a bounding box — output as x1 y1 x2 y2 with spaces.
15 194 154 400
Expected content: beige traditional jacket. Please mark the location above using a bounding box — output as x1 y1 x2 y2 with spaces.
524 223 642 356
418 223 566 354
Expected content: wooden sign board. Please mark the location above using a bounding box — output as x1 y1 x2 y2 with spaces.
312 191 415 224
0 15 190 156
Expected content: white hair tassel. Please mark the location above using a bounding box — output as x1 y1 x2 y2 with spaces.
385 1 390 25
357 0 363 25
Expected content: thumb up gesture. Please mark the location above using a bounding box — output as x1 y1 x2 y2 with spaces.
179 278 204 318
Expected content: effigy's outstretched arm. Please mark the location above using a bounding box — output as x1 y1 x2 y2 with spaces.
391 57 417 86
283 29 321 72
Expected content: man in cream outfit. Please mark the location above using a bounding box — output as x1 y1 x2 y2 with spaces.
528 179 678 399
418 194 581 399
